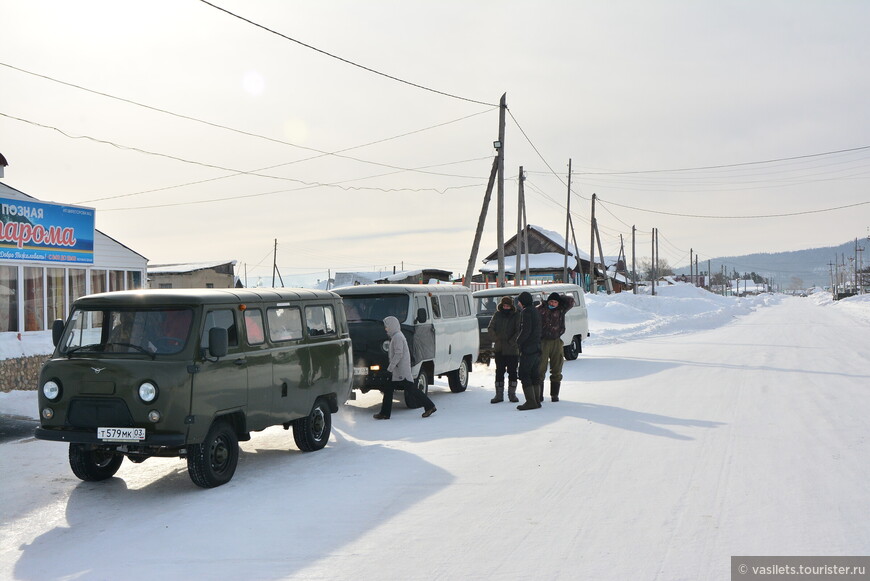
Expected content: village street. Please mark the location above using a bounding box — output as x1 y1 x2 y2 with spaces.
1 294 868 580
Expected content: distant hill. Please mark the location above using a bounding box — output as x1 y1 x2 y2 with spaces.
676 239 868 289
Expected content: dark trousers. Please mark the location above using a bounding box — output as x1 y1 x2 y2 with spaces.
379 380 434 418
494 353 518 384
518 351 541 386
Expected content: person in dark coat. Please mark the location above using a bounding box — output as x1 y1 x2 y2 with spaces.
486 296 521 403
537 291 575 402
515 291 542 410
373 316 437 419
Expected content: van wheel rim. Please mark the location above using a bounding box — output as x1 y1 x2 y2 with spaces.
210 436 230 472
311 408 326 440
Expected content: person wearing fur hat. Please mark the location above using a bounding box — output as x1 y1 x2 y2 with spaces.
536 291 575 402
486 296 521 403
515 291 542 410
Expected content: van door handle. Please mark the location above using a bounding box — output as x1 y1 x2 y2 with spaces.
234 358 246 366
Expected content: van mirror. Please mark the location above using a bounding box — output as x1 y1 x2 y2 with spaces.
416 308 428 324
51 319 65 347
208 327 229 358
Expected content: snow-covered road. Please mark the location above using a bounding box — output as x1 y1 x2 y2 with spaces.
1 293 868 580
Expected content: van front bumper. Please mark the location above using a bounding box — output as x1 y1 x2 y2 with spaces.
34 427 186 447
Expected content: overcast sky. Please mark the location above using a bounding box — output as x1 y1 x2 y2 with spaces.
2 0 868 284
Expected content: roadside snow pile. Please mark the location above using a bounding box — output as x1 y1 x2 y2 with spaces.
830 293 870 325
586 282 781 345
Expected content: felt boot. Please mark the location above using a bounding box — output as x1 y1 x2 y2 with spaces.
517 382 541 410
551 381 561 402
534 383 544 404
507 380 519 403
490 381 504 404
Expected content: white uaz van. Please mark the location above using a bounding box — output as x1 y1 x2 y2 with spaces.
334 284 479 407
473 283 589 364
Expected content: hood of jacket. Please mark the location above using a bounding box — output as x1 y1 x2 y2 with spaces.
383 316 401 336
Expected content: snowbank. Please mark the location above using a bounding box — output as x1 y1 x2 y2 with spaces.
586 282 783 345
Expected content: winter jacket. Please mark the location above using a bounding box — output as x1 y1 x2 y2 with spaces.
487 307 521 356
537 294 575 340
516 303 542 355
384 316 412 382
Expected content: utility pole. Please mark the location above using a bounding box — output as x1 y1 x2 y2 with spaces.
594 218 612 294
496 93 507 288
463 157 499 287
515 166 525 286
651 228 657 296
631 225 637 294
689 248 695 283
563 159 572 284
589 194 596 293
695 254 699 287
272 239 278 287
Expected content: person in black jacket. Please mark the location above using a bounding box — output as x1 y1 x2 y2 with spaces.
486 296 521 403
515 291 542 410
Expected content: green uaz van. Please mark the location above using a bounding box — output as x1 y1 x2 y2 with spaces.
35 288 353 488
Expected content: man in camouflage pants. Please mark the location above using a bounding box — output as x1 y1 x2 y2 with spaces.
536 292 574 402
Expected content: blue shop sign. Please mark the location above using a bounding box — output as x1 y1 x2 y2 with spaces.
0 197 95 264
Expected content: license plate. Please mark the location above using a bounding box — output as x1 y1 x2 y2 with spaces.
353 367 369 376
98 427 146 441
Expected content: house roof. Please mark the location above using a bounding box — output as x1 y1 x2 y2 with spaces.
483 224 591 263
148 260 237 274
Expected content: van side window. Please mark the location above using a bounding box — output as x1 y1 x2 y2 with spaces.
431 296 441 319
415 296 428 321
244 309 265 345
267 307 303 342
441 295 457 318
202 309 238 350
305 305 335 337
457 295 471 317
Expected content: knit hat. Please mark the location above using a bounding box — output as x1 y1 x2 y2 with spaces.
547 292 561 302
499 296 514 309
517 291 533 307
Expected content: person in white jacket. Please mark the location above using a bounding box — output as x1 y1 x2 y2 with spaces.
374 316 437 419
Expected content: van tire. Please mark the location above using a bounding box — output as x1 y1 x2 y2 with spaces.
69 444 124 481
187 420 239 488
564 337 581 361
405 371 429 408
293 400 331 452
447 358 469 392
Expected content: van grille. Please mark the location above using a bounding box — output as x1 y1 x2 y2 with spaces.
67 398 135 428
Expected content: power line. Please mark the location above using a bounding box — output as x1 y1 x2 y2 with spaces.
568 145 870 176
0 61 496 203
1 112 488 203
597 196 870 219
197 0 496 107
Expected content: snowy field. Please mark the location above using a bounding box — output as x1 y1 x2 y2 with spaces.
1 285 868 580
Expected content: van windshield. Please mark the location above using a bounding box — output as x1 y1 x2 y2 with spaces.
476 297 500 316
341 295 409 323
59 307 194 356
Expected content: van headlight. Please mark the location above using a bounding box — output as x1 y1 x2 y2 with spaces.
42 380 61 401
138 382 158 403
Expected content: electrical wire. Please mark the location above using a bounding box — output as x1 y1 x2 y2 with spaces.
2 112 489 204
197 0 496 107
0 61 497 201
596 196 870 219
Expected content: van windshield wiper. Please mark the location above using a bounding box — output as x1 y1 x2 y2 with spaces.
105 342 156 359
65 344 102 356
